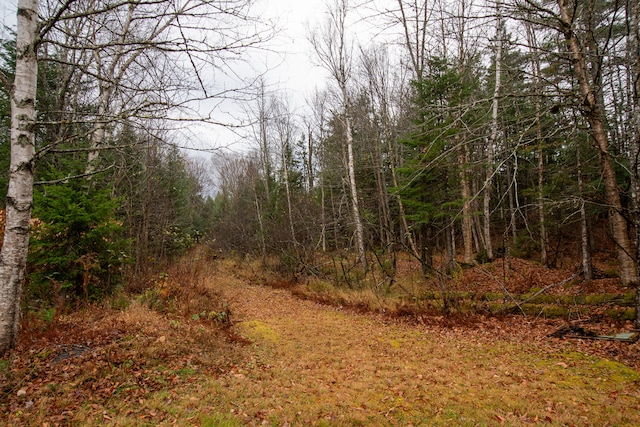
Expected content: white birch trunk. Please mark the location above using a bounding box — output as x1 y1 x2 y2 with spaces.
484 5 502 261
345 111 367 269
281 140 297 245
577 145 592 281
0 0 39 354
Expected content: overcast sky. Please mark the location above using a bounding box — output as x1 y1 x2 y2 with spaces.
0 0 16 38
0 0 385 153
259 0 329 96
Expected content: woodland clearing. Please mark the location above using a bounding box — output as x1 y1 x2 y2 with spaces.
1 249 639 426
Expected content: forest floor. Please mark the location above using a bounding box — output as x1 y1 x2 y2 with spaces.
1 249 640 426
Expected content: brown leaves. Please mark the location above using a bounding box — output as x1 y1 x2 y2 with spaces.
2 252 640 426
0 294 240 426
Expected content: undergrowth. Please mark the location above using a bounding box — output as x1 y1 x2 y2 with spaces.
0 246 243 426
286 251 637 326
2 248 639 426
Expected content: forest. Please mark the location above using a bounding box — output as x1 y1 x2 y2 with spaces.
1 0 640 423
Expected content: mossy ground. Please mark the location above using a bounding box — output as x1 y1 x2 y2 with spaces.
194 258 640 426
2 252 639 426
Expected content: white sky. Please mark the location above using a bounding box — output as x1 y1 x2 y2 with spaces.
199 0 333 152
259 0 330 98
186 0 341 155
0 0 16 38
0 0 387 154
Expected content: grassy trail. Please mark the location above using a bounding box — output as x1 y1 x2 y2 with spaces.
200 260 640 426
3 256 638 426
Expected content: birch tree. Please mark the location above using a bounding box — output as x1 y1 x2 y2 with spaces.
484 0 503 262
272 96 298 247
310 0 367 269
0 0 270 355
0 0 39 354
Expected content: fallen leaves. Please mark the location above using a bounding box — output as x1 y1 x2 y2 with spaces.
1 287 242 426
2 253 640 426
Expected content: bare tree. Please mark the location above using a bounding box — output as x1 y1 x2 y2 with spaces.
307 89 330 252
555 0 637 286
395 0 434 81
310 0 367 269
245 77 273 200
484 0 503 262
271 95 299 247
524 15 549 266
382 0 435 261
0 0 270 355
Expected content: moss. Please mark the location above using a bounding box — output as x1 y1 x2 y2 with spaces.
519 304 569 318
238 320 280 343
482 292 504 302
176 367 196 378
593 359 640 383
603 308 635 321
521 293 557 304
566 295 587 305
200 413 243 427
622 292 635 306
585 294 620 305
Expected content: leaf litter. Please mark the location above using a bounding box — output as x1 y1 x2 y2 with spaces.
1 254 639 426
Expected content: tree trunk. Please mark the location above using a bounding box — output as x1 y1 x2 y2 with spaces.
445 223 456 275
454 0 473 265
0 0 39 355
507 157 518 243
388 135 418 257
321 171 327 252
254 189 267 266
259 83 272 201
374 144 391 247
281 140 297 246
526 19 549 266
84 3 182 177
331 186 339 250
577 145 592 281
532 44 549 266
310 0 366 269
84 86 113 177
558 0 637 285
345 111 367 269
629 0 640 327
536 119 548 266
485 1 503 262
307 129 314 194
84 3 134 177
459 143 473 264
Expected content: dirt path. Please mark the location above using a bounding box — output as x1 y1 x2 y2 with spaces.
201 264 640 426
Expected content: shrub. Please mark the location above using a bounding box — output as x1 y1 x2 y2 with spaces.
28 185 128 305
